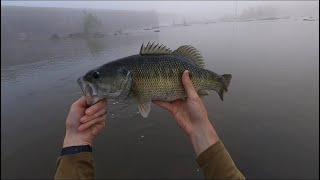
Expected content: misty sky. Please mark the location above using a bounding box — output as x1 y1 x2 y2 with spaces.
1 1 319 18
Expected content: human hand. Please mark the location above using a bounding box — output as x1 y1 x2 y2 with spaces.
153 70 219 156
63 96 107 148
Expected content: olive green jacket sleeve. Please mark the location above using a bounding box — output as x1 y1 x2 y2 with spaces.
196 140 245 179
54 152 95 179
54 141 244 179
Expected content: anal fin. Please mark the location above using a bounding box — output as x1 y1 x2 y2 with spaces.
138 101 152 118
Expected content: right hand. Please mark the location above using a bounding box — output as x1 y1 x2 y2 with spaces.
153 70 220 156
63 97 107 148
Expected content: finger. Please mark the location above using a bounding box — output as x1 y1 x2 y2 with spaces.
91 122 106 136
85 99 107 116
72 96 87 108
80 107 107 123
152 100 173 112
78 115 106 131
182 70 199 99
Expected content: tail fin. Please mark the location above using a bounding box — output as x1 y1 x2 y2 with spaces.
218 74 232 101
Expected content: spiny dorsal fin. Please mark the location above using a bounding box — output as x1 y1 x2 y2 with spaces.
173 45 205 68
140 42 172 55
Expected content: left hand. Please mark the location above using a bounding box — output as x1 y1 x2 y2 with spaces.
63 96 107 147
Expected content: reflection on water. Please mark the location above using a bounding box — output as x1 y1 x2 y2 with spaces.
1 20 319 179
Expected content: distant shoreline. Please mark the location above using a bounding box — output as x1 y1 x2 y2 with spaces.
1 5 155 13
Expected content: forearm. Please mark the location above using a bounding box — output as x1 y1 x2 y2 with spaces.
190 121 245 179
55 133 95 180
189 120 219 156
63 132 92 148
196 140 245 179
54 152 95 179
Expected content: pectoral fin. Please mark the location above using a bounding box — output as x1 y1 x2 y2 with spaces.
138 101 151 118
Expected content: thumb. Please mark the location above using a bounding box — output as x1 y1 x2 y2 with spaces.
182 70 198 99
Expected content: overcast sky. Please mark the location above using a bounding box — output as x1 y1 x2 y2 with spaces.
1 1 319 18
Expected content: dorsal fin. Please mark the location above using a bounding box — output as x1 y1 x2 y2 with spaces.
173 45 205 68
140 42 172 55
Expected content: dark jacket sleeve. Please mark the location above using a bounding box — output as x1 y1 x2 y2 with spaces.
54 152 95 179
196 140 245 179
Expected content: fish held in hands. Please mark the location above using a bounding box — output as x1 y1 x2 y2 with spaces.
77 42 232 118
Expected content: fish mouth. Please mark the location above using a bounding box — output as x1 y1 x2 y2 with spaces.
77 77 103 106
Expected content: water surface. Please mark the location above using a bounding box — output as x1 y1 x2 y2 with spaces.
1 19 319 179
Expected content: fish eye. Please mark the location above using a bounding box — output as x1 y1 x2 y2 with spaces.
92 71 100 79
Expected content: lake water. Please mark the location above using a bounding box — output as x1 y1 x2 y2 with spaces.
1 19 319 179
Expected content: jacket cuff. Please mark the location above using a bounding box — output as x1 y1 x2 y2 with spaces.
196 140 225 167
61 145 92 156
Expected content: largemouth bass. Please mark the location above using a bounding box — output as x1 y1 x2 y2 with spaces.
77 42 232 118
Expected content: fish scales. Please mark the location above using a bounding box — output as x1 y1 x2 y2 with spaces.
115 55 214 102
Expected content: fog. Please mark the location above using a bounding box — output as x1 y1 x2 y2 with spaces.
1 0 319 179
2 1 319 20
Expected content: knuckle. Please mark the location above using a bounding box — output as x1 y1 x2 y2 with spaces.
70 103 77 110
71 101 77 106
